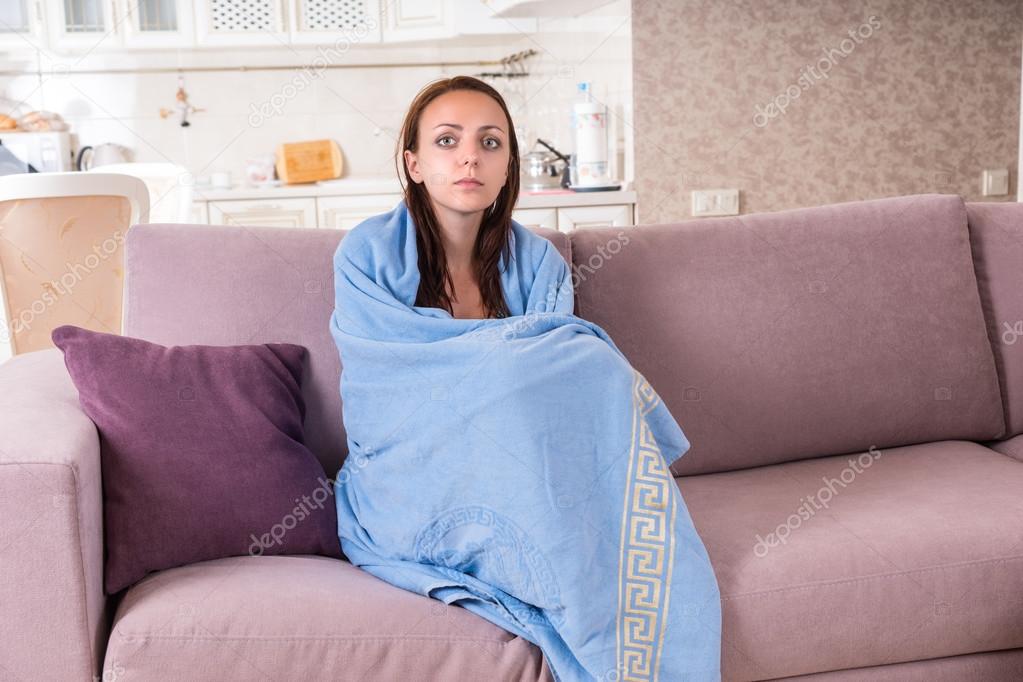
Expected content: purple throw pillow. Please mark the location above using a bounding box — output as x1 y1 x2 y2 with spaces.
51 325 342 595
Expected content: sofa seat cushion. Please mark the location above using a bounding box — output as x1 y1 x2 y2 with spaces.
103 554 552 681
677 440 1023 681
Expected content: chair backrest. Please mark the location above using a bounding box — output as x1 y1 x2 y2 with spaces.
121 222 572 479
0 172 149 363
89 162 193 223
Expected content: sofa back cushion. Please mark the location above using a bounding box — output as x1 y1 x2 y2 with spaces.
965 201 1023 438
570 194 1005 476
123 221 572 477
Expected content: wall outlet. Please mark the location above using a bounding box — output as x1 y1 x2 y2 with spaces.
982 169 1009 196
692 189 740 216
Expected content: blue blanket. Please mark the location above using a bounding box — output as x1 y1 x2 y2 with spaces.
330 199 722 681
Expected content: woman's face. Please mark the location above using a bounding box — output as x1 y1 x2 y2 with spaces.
404 89 511 217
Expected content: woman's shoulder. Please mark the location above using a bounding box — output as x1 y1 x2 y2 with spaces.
509 218 568 270
334 200 407 264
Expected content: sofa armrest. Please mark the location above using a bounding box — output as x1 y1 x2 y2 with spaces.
0 348 107 682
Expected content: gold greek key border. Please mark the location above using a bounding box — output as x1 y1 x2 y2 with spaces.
616 369 678 682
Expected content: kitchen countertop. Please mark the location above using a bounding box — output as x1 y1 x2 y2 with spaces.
193 176 636 208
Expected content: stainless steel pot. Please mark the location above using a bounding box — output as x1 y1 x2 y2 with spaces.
521 138 571 191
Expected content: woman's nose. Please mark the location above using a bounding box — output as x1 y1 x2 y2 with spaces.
462 144 480 166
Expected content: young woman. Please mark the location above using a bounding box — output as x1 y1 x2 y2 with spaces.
400 78 518 321
330 76 722 682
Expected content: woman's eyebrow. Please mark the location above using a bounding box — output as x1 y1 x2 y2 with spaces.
433 123 505 133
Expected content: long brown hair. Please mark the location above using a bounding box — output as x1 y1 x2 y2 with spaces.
396 76 520 319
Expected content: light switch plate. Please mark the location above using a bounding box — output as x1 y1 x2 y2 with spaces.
692 189 740 217
982 168 1009 196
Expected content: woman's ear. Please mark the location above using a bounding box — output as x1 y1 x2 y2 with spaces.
404 149 423 184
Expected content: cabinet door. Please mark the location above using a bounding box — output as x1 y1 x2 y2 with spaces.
194 0 287 46
46 0 120 50
290 0 381 44
208 198 317 228
0 0 47 51
380 0 452 42
317 194 401 230
512 207 557 230
189 201 209 224
556 204 633 232
122 0 195 48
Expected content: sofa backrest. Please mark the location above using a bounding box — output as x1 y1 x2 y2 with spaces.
122 223 571 478
965 201 1023 439
570 193 1006 476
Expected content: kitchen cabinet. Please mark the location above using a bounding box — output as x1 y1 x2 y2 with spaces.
39 0 194 51
208 197 317 228
0 0 46 51
5 0 535 53
193 0 289 47
380 0 535 42
170 0 524 48
556 204 633 231
189 201 209 224
512 207 558 230
194 185 635 232
122 0 195 48
317 194 402 229
45 0 114 50
289 0 382 45
380 0 449 43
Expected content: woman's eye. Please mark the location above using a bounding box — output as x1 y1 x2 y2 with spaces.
437 135 455 146
483 137 501 149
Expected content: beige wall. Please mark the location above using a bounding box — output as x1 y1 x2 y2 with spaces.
633 0 1023 222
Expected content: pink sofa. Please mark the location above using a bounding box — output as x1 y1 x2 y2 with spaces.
2 193 1022 681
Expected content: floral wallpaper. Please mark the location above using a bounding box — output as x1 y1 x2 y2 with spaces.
632 0 1023 221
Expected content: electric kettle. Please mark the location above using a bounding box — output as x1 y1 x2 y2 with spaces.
76 143 130 170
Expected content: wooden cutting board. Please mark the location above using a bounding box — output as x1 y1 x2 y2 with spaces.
275 139 343 184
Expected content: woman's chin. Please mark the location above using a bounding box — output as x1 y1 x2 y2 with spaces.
441 196 496 215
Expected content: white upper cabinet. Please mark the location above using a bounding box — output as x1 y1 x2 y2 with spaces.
380 0 450 43
45 0 118 50
381 0 535 43
290 0 381 44
0 0 46 50
43 0 194 51
122 0 195 48
194 0 288 46
5 0 539 52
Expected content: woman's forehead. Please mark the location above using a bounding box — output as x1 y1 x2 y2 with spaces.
422 91 505 129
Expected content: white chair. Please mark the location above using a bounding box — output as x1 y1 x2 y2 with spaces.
0 171 149 364
88 162 194 223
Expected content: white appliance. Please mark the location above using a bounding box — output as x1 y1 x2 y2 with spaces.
571 82 614 187
0 131 74 172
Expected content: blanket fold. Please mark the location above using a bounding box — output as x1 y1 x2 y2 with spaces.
330 199 722 682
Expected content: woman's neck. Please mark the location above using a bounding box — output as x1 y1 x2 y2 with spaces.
429 197 483 274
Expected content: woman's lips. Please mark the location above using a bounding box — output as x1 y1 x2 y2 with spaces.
455 180 483 188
